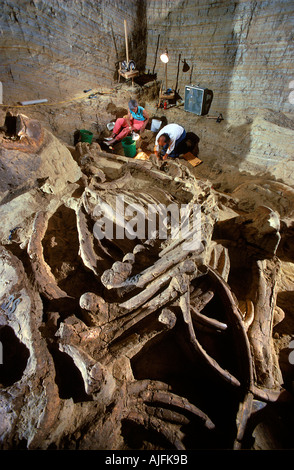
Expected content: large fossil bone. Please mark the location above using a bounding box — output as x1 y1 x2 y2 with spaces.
27 210 69 300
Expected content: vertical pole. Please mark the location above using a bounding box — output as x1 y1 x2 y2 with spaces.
124 20 129 64
165 63 167 92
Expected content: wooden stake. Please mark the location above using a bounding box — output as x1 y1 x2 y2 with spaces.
124 19 129 64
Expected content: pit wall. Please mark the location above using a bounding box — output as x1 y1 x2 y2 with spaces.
145 0 294 115
1 0 293 116
0 0 146 102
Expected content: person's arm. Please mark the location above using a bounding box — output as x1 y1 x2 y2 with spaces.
165 138 175 155
139 109 149 133
154 134 160 159
126 111 133 131
161 135 175 160
154 146 160 159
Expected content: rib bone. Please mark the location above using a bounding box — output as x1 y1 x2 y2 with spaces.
27 211 68 299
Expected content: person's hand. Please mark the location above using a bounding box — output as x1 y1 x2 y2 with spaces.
162 154 168 161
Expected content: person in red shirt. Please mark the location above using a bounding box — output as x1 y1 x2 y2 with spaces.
105 99 149 146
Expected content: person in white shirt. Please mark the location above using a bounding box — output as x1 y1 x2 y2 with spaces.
154 123 186 160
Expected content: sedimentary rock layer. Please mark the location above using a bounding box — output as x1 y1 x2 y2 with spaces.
0 0 146 101
145 0 294 114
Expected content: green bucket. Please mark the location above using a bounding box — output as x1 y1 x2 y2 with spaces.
122 136 137 158
80 129 93 144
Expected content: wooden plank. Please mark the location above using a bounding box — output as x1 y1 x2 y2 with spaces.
182 152 203 167
159 92 175 100
118 70 139 79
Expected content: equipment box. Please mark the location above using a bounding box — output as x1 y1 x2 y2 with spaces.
184 85 213 116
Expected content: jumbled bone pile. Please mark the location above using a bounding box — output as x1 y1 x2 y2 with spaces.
0 114 291 450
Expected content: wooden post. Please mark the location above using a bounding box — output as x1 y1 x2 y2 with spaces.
124 19 129 64
165 63 168 91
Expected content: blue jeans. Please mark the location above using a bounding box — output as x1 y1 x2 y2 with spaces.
163 129 186 158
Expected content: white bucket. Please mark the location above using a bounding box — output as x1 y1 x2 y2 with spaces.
131 132 140 141
151 119 162 132
107 122 115 131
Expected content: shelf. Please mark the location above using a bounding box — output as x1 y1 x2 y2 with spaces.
118 70 139 86
159 92 175 100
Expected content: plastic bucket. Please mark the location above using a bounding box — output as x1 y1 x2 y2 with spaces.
80 129 93 144
107 122 115 131
151 119 162 132
122 136 137 158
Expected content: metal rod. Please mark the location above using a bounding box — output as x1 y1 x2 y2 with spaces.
20 99 48 106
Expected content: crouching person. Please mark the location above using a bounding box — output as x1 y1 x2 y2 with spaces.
105 99 149 146
154 123 186 160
